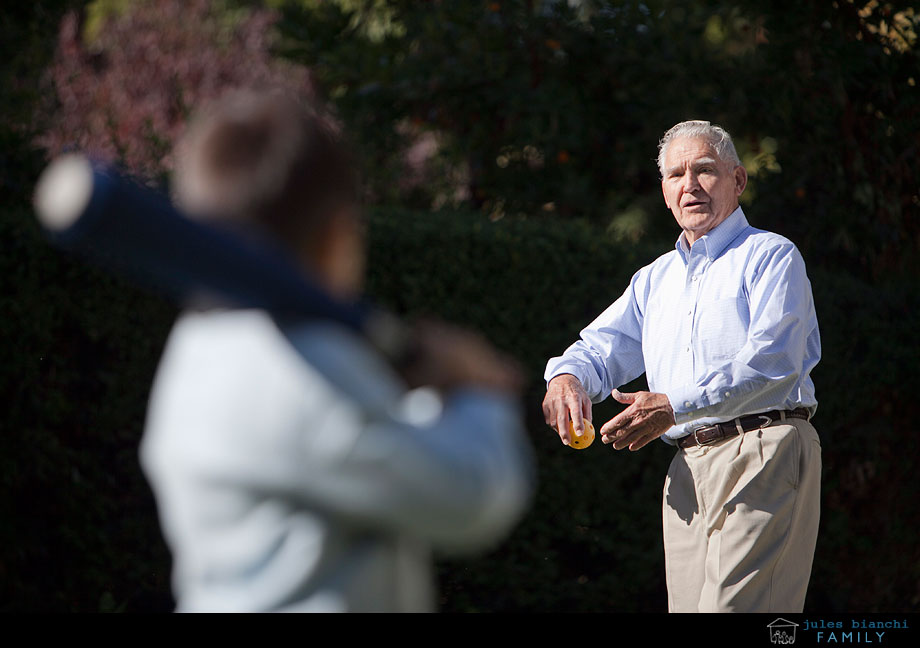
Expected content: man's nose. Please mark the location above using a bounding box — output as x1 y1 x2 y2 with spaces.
682 170 701 192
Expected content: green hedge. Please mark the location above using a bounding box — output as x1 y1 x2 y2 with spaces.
0 204 177 612
366 208 672 612
1 204 917 612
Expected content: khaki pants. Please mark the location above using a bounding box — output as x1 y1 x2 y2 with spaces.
663 418 821 613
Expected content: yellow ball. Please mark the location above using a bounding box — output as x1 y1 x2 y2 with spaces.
568 420 595 450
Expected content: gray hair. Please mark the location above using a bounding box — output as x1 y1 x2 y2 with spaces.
657 120 741 178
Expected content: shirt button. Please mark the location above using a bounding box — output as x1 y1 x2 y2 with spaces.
684 401 692 408
724 391 731 398
692 276 699 282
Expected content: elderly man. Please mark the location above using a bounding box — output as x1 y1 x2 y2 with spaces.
542 120 821 613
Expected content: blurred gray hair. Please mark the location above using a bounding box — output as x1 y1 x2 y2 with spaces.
657 120 741 178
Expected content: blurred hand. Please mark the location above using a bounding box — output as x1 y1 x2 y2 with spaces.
401 319 523 395
542 374 592 446
600 389 675 451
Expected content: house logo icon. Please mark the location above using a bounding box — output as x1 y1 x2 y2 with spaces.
768 618 799 645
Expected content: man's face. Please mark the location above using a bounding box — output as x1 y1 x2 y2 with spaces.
660 136 747 246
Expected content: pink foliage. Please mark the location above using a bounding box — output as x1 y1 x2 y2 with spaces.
38 0 316 180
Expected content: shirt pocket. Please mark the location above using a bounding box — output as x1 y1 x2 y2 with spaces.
695 296 750 361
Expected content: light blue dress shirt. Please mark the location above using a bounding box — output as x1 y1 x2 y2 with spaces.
544 207 820 443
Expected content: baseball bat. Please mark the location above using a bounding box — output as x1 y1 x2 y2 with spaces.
32 153 412 362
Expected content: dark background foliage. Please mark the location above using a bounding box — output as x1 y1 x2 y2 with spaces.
1 0 918 612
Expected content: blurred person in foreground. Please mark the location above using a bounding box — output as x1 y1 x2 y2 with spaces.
542 120 821 613
140 89 534 613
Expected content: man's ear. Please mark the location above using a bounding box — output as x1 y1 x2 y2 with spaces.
661 181 670 209
734 165 748 197
309 206 365 300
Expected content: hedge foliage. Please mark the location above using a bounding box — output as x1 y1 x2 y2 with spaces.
3 201 917 612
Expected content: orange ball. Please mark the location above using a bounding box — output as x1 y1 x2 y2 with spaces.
568 420 595 450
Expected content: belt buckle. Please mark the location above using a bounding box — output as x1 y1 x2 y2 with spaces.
691 424 716 448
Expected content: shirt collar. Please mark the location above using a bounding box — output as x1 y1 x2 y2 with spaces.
675 206 749 263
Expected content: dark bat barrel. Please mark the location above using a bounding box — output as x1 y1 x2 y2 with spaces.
33 154 367 332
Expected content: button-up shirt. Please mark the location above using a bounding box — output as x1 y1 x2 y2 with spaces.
544 207 820 443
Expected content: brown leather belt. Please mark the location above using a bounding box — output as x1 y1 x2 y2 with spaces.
677 408 810 450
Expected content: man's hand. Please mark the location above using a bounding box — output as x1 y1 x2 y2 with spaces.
542 374 593 446
600 389 676 451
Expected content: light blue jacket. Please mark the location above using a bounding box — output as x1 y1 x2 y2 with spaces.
142 310 534 612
